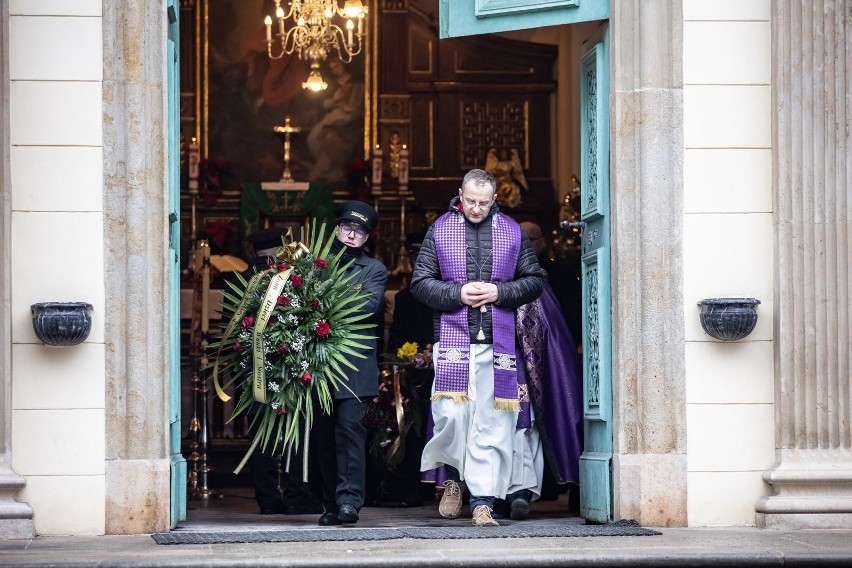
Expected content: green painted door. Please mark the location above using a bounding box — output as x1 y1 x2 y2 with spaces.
578 27 612 523
167 0 187 528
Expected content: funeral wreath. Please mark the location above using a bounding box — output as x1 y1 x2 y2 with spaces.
210 222 375 473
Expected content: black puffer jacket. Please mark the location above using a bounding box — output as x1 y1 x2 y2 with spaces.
410 197 544 344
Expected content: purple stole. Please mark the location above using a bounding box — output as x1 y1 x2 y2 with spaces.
433 211 521 411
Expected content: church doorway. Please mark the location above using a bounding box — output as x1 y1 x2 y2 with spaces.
173 0 595 529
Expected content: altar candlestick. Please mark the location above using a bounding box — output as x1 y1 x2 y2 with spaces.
392 144 412 277
188 137 200 243
188 137 200 188
372 145 383 188
188 138 199 174
399 144 409 187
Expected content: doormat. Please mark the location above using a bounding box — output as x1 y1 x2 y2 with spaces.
152 521 661 545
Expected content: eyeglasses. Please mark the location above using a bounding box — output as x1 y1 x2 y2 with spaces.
338 223 368 239
459 190 494 211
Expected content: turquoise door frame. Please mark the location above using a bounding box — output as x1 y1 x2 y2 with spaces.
578 27 612 523
167 0 187 528
438 0 608 38
436 1 614 523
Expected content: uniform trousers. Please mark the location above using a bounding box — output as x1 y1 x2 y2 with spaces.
314 396 368 512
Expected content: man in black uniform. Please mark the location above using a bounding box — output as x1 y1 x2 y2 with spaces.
314 201 388 526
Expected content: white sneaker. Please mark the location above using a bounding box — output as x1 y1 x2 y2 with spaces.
438 480 464 519
472 505 499 526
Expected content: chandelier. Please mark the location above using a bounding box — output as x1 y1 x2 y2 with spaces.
264 0 369 92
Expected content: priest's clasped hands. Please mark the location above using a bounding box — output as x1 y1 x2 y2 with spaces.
461 281 499 310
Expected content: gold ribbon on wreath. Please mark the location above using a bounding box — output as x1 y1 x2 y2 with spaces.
212 240 310 403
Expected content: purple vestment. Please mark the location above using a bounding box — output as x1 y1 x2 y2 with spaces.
432 211 521 409
516 282 583 484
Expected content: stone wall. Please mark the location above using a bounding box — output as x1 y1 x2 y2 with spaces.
102 0 172 534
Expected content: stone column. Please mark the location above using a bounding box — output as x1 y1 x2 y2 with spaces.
756 0 852 529
0 1 36 539
609 0 687 526
102 1 171 534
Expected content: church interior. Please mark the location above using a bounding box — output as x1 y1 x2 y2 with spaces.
177 0 593 525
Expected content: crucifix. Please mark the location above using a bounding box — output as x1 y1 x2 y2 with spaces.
273 115 302 183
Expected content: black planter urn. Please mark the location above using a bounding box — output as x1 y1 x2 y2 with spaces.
30 302 93 346
697 298 761 342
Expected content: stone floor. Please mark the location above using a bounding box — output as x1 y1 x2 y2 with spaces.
4 486 852 567
180 486 580 531
0 487 852 568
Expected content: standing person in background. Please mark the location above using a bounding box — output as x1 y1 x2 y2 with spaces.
519 221 582 350
506 221 584 517
241 228 322 516
314 201 387 526
411 169 544 526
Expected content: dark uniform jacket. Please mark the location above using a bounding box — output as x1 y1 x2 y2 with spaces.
410 196 543 344
332 241 388 400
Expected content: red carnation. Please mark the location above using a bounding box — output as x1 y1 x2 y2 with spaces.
314 258 327 269
311 298 321 310
277 406 288 415
241 315 254 328
301 372 312 385
277 295 290 306
266 262 276 270
290 274 303 288
315 321 330 337
233 341 242 351
277 343 289 355
277 262 290 271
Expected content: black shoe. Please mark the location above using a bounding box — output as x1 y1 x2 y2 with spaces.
509 498 530 520
491 499 510 519
259 504 286 515
337 503 359 524
318 510 341 526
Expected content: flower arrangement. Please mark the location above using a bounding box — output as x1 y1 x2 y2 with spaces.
210 222 375 473
383 341 433 370
363 342 433 467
